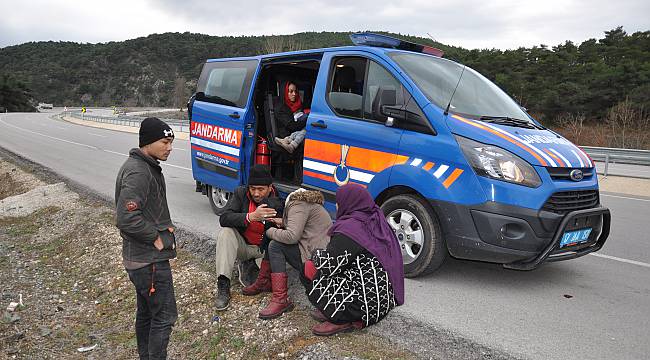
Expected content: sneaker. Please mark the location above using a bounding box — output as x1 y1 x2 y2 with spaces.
238 259 259 287
215 275 231 310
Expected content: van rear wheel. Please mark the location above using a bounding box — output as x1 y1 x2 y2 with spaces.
381 194 446 277
208 186 231 215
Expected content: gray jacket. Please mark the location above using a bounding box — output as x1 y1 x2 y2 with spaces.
266 189 332 263
115 148 176 263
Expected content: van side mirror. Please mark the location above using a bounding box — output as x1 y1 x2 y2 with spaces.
373 87 397 124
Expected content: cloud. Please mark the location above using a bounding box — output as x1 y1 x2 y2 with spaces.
0 0 648 49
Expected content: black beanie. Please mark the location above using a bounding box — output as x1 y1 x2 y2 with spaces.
139 117 174 147
248 164 273 185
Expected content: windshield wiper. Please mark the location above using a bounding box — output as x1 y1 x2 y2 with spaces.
479 116 545 130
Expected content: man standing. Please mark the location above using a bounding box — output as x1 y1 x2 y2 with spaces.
215 164 279 310
115 117 177 359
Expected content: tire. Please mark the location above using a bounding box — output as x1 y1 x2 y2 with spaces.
207 186 231 216
381 194 446 277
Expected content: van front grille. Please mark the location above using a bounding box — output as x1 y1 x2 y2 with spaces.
542 190 600 214
546 167 594 181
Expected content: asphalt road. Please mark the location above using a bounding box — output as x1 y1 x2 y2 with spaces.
1 111 649 360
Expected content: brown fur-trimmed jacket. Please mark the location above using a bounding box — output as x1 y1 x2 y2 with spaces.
266 189 332 263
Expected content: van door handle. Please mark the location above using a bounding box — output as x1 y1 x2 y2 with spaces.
229 112 240 119
311 121 327 129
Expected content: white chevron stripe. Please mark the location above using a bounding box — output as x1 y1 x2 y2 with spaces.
433 164 449 179
549 148 573 167
574 145 593 167
571 150 585 167
190 137 240 156
410 158 423 167
476 120 557 167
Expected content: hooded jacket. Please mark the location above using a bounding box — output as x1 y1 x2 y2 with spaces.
266 189 332 263
115 148 176 263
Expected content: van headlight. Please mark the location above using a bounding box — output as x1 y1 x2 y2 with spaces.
455 135 541 187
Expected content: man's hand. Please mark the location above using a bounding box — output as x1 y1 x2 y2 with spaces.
249 204 277 222
269 217 283 227
154 236 164 251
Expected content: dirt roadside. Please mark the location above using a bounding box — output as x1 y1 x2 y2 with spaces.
0 155 415 359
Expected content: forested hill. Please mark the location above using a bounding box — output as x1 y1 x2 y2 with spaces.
0 28 648 123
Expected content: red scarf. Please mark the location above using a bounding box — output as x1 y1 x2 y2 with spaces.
243 193 265 246
284 82 302 113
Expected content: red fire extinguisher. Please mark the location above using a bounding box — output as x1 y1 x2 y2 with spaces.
256 136 271 166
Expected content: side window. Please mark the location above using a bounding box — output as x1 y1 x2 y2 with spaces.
364 61 406 122
328 57 366 118
196 60 258 108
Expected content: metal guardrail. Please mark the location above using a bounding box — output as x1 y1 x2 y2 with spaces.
582 146 650 176
65 111 190 133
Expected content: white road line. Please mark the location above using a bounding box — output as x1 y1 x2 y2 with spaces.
589 253 650 269
173 147 187 151
1 118 191 172
88 133 107 138
601 194 650 202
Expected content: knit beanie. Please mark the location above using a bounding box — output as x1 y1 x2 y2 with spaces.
139 117 174 147
248 164 273 185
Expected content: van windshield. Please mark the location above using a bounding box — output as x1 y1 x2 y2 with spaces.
389 52 531 122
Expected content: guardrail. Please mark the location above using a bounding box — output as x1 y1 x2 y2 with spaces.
582 146 650 176
65 111 190 133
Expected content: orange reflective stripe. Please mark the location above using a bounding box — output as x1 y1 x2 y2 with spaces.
305 139 409 173
303 170 334 183
543 149 565 167
452 115 548 166
423 162 435 171
442 169 464 188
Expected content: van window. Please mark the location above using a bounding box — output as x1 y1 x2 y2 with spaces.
364 60 406 122
196 60 258 108
389 52 530 121
328 57 366 118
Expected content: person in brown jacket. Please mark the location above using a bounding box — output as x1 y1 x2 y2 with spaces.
248 188 332 319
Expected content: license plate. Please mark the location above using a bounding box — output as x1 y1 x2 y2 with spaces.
560 228 593 248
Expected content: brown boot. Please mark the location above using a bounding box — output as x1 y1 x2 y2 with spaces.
242 259 272 296
258 273 294 320
311 321 363 336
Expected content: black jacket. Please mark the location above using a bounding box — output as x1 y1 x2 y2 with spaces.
115 148 176 263
274 99 307 138
219 186 283 245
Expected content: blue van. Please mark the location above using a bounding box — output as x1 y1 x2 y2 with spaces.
189 33 610 277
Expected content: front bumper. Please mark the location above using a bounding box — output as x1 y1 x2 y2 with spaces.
429 199 611 269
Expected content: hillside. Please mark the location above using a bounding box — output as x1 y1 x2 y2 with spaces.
0 28 648 124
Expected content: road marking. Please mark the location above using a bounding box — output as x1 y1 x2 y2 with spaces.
589 253 650 269
88 133 107 138
173 147 187 151
601 194 650 203
1 118 190 171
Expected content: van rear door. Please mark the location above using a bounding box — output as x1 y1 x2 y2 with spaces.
191 59 259 192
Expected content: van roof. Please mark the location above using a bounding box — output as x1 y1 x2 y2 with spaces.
205 33 444 63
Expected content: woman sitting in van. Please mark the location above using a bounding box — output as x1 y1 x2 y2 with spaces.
245 188 332 320
274 82 309 153
303 184 405 336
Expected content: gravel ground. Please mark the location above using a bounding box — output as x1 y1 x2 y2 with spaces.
0 147 523 359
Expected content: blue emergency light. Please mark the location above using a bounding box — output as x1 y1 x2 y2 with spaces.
350 33 444 57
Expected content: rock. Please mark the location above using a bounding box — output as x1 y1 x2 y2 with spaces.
202 329 209 336
77 344 98 353
40 326 52 337
6 302 19 312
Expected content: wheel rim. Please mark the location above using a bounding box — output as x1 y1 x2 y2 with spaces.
211 187 230 209
387 209 424 265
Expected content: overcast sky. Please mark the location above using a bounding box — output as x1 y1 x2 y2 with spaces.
0 0 648 50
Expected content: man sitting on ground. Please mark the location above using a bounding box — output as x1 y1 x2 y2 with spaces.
214 164 280 310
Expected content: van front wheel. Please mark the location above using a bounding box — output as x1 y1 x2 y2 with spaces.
381 194 446 277
208 186 231 215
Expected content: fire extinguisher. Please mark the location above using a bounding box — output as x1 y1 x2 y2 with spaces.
256 136 271 166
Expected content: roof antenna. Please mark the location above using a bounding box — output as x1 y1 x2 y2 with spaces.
426 33 439 44
444 65 466 116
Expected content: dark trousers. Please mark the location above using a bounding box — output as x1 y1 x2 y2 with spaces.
266 240 309 286
126 260 178 360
